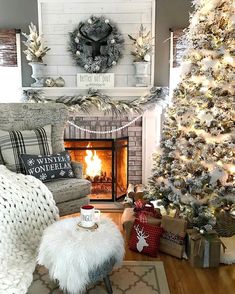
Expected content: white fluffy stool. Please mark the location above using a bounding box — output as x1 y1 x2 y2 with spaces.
38 216 125 294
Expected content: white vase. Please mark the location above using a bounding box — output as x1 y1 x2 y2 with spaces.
134 62 150 87
29 62 46 87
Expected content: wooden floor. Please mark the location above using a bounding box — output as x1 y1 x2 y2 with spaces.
103 212 235 294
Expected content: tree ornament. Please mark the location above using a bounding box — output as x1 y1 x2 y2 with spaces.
68 15 124 73
230 205 235 218
55 77 65 87
44 77 55 87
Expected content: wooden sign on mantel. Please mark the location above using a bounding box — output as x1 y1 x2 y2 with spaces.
77 73 114 89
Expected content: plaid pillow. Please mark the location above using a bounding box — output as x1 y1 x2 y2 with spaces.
129 219 163 257
0 125 52 173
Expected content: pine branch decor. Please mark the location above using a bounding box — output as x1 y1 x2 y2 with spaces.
22 23 50 63
23 88 166 116
128 24 153 62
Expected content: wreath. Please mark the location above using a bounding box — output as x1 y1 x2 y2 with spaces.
68 16 124 73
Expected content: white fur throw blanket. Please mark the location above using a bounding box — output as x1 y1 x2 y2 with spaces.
38 216 125 294
0 165 59 294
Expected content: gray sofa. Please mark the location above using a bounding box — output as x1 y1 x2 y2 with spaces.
0 103 91 216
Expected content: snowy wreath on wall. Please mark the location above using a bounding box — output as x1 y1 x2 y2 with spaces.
69 15 124 73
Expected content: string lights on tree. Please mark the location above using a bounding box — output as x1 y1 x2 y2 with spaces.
147 0 235 233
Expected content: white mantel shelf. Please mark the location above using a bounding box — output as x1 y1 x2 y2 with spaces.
22 87 152 98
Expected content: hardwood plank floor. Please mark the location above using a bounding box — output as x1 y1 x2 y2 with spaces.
104 212 235 294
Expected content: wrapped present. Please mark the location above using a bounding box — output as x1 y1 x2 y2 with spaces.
186 229 221 268
159 215 187 258
121 208 161 240
134 199 162 223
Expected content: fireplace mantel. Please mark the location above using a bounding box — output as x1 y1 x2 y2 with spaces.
22 87 152 98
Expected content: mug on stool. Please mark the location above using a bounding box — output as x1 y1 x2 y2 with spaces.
80 205 101 227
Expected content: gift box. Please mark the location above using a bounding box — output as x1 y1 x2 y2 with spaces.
159 215 187 259
186 229 221 268
121 208 161 240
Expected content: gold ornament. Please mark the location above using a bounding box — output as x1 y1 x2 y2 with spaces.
55 77 65 87
44 77 55 87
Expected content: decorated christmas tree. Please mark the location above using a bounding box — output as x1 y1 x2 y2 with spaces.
148 0 235 233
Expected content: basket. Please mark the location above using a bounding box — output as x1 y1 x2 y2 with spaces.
214 211 235 237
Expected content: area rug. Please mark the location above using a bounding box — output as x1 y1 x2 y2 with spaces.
27 261 170 294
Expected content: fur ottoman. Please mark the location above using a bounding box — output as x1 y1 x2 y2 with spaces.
38 216 125 294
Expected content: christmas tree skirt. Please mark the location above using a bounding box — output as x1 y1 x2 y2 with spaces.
220 236 235 265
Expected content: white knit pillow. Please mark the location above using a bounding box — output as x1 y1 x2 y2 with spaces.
0 125 52 173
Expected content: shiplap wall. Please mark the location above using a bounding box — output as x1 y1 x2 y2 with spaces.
38 0 155 87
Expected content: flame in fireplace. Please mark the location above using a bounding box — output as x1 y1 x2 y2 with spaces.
85 144 102 178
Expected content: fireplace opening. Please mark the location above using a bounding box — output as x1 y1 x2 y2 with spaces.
64 138 128 201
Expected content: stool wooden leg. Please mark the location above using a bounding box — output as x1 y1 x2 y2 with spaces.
103 275 113 294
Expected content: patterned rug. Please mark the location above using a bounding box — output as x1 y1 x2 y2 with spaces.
27 261 170 294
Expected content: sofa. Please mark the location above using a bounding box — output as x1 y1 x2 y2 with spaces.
0 103 91 216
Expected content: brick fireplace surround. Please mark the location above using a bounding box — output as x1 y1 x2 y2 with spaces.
65 115 143 185
62 98 167 188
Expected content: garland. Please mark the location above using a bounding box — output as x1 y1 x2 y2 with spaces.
23 87 168 116
68 16 124 73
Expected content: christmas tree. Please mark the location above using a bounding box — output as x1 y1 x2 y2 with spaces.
148 0 235 232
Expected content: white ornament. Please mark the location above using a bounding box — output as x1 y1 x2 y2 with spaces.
198 110 214 127
144 54 150 62
200 0 220 14
75 37 79 43
84 64 89 70
105 19 110 24
210 167 228 185
87 19 92 24
95 65 100 71
76 50 80 56
55 77 65 87
202 57 216 70
180 61 192 76
110 39 115 44
112 61 117 65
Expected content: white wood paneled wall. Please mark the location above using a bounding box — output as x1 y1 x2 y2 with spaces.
38 0 155 87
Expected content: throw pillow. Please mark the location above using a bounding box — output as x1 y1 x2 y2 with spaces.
20 151 75 182
0 125 52 173
128 219 163 257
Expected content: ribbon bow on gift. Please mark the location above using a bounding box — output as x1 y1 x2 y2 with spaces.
133 199 161 223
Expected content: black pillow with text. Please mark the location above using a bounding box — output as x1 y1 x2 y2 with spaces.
20 151 75 182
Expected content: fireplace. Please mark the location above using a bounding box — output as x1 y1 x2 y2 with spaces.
64 138 128 201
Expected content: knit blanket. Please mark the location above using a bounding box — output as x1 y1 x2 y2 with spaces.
38 216 125 294
0 165 59 294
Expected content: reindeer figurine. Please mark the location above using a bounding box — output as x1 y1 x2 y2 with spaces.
134 224 149 252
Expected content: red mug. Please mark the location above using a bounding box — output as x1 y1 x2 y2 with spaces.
80 205 101 227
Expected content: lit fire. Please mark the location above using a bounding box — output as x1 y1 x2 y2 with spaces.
85 144 102 179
